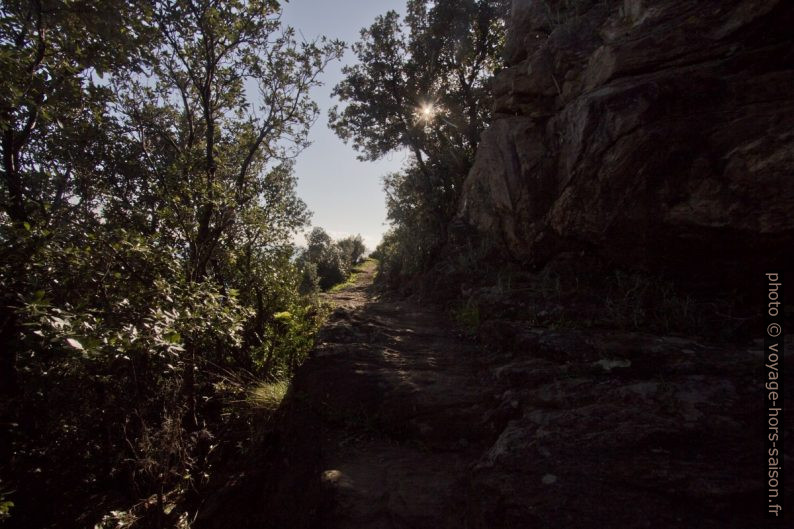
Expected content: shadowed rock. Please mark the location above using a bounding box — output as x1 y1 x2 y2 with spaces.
457 0 794 289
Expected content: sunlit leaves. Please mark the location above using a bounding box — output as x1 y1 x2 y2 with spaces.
66 338 84 351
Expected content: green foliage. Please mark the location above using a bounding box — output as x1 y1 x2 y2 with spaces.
373 226 424 286
331 0 508 285
0 480 12 522
304 227 350 290
247 265 329 378
298 227 369 291
336 234 367 265
377 165 453 281
0 1 342 527
298 261 321 296
329 0 506 164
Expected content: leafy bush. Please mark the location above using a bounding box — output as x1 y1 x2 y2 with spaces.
337 234 367 265
0 481 12 522
298 261 321 296
373 226 426 288
302 227 350 290
298 228 368 291
0 1 342 527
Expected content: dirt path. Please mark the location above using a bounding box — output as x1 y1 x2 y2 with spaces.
306 261 490 528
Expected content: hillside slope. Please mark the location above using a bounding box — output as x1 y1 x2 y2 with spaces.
197 263 786 528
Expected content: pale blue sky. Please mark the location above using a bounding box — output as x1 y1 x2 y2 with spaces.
280 0 408 251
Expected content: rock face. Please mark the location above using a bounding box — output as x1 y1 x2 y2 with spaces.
457 0 794 284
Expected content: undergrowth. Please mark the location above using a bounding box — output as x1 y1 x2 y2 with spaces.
430 240 751 340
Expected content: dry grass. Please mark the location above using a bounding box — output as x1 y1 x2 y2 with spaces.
248 380 289 412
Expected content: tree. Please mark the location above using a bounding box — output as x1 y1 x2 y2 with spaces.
115 0 343 428
337 234 367 265
298 260 320 296
330 0 506 166
0 1 342 525
0 0 153 395
118 0 342 281
329 0 507 277
301 227 350 290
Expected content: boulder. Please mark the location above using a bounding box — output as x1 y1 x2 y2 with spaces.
458 0 794 288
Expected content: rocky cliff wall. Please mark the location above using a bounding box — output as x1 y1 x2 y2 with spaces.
457 0 794 286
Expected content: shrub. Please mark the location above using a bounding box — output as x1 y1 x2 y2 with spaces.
298 228 369 291
298 262 321 296
337 234 367 265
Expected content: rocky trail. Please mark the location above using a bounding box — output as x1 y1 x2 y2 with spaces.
199 261 790 529
292 261 491 527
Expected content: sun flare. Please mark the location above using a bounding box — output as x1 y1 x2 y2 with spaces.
416 103 437 124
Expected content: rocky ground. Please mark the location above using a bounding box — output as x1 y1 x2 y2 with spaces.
197 262 791 528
